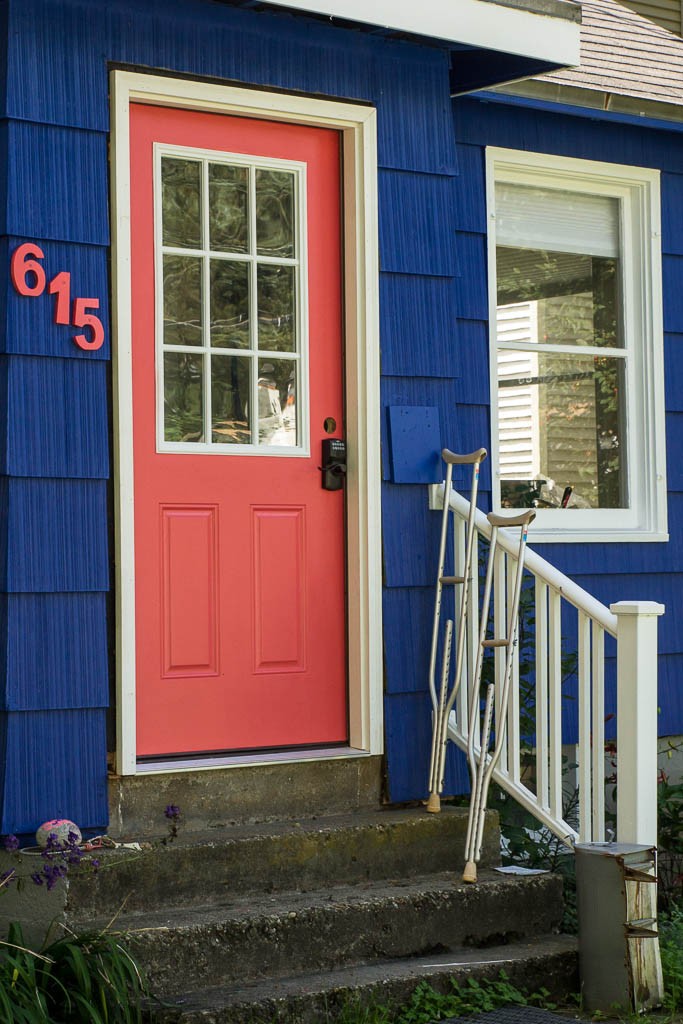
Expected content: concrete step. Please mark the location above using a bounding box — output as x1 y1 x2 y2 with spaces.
149 935 578 1023
107 755 383 837
67 807 499 922
106 871 565 996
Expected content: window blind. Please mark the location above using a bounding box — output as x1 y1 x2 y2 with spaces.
495 183 619 258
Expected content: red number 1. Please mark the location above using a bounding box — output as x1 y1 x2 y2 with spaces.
48 271 71 325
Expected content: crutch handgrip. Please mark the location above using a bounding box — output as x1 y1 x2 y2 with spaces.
487 510 536 529
442 448 487 466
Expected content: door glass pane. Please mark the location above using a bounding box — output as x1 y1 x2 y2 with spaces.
164 352 204 442
210 259 250 349
163 255 203 346
496 247 621 348
257 265 295 352
211 355 251 444
162 158 202 249
256 169 295 258
258 359 297 447
497 349 627 510
209 164 249 253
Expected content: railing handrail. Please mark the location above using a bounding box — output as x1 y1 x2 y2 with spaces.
445 486 618 636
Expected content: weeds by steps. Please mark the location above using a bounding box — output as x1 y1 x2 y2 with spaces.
331 971 557 1024
660 901 683 1015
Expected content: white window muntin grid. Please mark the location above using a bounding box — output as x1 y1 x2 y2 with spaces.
486 149 665 540
153 142 310 457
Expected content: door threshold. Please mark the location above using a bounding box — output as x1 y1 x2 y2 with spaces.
135 745 371 775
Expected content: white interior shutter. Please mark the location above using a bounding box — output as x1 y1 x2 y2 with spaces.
495 182 619 258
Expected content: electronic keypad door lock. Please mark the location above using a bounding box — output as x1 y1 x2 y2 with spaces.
321 438 346 490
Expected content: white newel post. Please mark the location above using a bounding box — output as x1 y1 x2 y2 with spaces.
610 600 665 846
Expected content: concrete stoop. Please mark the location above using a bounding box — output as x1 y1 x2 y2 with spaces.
64 807 577 1022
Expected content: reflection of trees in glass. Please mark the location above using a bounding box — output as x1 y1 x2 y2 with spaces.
211 355 250 444
496 246 625 509
256 170 294 257
210 259 250 348
209 164 248 253
162 158 201 249
164 353 203 442
163 255 202 346
258 265 295 352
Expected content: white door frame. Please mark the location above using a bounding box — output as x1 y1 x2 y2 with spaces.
110 70 383 775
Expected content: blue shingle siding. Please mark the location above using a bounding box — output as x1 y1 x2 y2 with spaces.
453 92 683 740
0 0 470 823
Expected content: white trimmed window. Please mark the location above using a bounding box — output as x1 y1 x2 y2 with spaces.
486 148 667 543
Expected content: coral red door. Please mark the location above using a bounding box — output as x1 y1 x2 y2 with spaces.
130 103 347 758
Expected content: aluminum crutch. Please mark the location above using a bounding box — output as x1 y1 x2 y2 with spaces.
427 447 487 814
462 508 535 883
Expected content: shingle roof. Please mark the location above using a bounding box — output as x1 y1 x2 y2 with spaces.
537 0 683 107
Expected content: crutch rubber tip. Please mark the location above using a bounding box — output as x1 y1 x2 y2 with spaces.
462 860 477 884
426 793 441 814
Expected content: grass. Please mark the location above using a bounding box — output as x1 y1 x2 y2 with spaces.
661 901 683 1017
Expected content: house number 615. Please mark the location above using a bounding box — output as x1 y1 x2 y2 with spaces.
10 243 105 352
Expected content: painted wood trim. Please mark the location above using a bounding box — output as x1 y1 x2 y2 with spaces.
485 146 668 543
111 71 383 773
259 0 581 66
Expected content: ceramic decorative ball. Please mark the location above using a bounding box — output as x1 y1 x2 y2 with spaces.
35 819 82 848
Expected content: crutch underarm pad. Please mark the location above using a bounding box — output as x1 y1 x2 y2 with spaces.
442 447 487 465
487 510 536 528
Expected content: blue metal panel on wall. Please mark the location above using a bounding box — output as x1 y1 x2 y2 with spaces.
4 594 108 711
387 406 442 484
5 356 108 479
659 654 683 735
379 274 460 378
378 170 459 276
384 691 469 802
5 479 108 593
0 709 108 834
1 238 110 360
6 123 109 245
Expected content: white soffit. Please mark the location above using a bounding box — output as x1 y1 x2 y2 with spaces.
261 0 581 66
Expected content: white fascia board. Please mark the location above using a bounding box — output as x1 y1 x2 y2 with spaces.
261 0 581 67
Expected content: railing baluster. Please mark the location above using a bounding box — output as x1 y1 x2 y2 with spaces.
535 579 549 810
439 485 659 852
548 589 563 822
494 544 507 773
578 610 592 842
592 623 606 842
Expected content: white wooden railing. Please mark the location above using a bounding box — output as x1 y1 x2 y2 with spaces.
429 484 664 848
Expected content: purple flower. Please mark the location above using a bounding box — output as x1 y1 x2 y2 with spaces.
164 805 181 821
0 869 15 888
91 858 100 871
31 872 44 886
2 835 19 852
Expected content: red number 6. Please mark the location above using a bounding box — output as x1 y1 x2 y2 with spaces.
10 243 46 297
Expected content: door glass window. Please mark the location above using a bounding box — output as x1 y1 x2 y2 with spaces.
157 150 305 452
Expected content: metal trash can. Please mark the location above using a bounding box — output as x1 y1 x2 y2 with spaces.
575 842 664 1013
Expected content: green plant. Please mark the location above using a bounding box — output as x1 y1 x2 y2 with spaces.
324 972 558 1024
0 922 149 1024
660 900 683 1015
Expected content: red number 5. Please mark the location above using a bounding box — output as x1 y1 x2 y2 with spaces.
72 298 104 351
11 243 46 296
